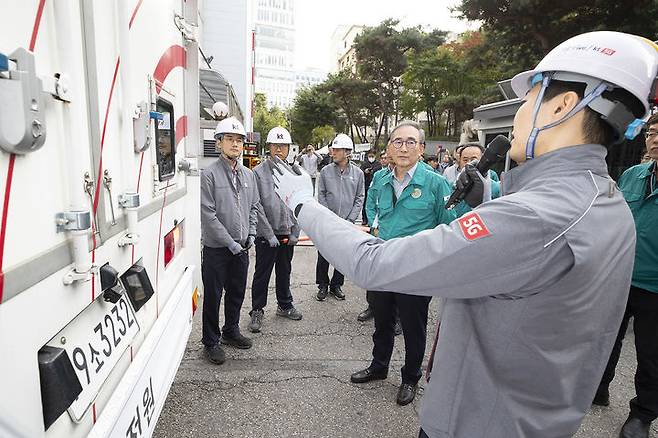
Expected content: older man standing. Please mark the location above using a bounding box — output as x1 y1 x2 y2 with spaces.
200 117 259 364
593 113 658 438
350 121 459 406
248 126 303 333
316 134 365 301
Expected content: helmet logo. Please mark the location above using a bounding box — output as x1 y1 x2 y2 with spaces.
277 133 283 139
564 44 616 56
232 124 239 129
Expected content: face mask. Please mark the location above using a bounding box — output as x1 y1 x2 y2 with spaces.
367 157 375 163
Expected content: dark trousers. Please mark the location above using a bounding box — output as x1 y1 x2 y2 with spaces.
362 189 369 225
370 290 431 384
316 252 344 288
599 286 658 422
251 237 294 312
201 246 248 347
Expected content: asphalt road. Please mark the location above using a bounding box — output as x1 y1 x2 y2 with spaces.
155 245 656 438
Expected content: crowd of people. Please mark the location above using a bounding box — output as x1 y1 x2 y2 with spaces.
200 30 658 438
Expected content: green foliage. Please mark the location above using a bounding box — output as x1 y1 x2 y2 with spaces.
353 19 442 145
402 31 503 137
456 0 658 73
320 70 378 143
288 86 342 146
310 125 336 146
253 93 288 151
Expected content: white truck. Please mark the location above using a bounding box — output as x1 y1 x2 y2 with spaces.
0 0 202 436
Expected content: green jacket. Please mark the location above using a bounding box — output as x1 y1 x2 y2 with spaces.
365 166 391 228
618 160 658 293
372 163 457 240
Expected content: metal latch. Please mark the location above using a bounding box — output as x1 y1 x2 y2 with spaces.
0 48 46 154
118 192 140 208
174 13 198 42
55 211 92 232
103 170 117 225
178 159 199 176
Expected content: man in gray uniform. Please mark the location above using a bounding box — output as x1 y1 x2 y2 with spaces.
271 32 658 437
315 133 365 301
249 126 303 334
200 117 259 365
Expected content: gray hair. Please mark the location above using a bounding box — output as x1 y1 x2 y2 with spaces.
389 120 426 144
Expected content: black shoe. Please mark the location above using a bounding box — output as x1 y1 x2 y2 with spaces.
220 332 253 349
330 285 345 300
204 344 226 365
619 416 651 438
396 383 417 406
350 367 388 384
592 386 610 407
316 285 329 301
248 309 264 333
394 318 403 336
357 307 374 322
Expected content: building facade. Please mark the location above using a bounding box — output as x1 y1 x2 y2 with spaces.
295 68 327 91
201 1 254 128
330 24 364 73
254 0 297 109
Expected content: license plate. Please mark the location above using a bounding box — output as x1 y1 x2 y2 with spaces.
49 295 140 421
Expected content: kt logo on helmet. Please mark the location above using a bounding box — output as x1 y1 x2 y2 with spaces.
277 134 284 139
564 45 616 56
232 124 239 129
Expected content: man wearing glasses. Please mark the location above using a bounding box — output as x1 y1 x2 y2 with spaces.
350 121 464 406
200 117 259 365
593 112 658 438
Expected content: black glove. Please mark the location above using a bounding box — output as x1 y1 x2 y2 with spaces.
243 235 256 251
455 163 489 208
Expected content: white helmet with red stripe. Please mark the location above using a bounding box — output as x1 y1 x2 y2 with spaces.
511 31 658 148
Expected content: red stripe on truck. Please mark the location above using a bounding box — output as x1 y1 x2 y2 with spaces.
153 45 187 95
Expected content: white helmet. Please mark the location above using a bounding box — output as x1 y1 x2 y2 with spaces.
214 116 246 139
212 101 229 119
331 133 354 150
511 31 658 144
266 126 292 144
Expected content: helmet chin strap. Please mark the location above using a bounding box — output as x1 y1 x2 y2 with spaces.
525 73 609 160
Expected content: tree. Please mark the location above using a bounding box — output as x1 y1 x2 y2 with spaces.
402 31 497 138
310 125 336 147
456 0 658 73
353 19 437 146
320 71 378 143
252 93 288 152
288 85 341 146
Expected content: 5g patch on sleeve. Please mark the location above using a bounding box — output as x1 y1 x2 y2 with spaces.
458 212 490 241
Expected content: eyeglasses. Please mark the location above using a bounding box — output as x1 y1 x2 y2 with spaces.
223 137 244 145
646 130 658 139
390 138 419 149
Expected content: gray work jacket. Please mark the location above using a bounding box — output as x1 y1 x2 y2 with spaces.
200 156 259 248
296 144 634 437
253 159 300 239
317 162 365 222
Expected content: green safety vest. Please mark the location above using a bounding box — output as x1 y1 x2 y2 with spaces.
618 160 658 293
